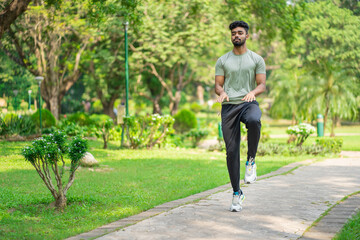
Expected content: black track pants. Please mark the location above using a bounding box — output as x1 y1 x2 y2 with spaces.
221 101 262 193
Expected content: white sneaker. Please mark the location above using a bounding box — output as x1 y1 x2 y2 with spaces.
230 193 245 212
244 161 257 184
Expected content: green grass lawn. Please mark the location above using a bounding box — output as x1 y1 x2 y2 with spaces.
333 210 360 240
1 139 326 240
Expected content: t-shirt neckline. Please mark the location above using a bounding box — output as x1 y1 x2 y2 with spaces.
231 49 248 56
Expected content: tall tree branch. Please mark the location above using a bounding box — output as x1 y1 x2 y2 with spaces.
0 0 32 38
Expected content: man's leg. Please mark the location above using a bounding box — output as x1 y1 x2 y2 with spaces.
241 101 262 162
241 101 262 184
221 104 242 193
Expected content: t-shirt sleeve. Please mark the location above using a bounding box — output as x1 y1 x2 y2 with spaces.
256 57 266 74
215 58 224 76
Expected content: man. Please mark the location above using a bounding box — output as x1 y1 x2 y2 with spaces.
215 21 266 212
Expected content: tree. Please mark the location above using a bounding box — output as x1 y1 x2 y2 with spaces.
0 1 94 119
293 1 360 135
269 59 312 124
131 0 226 115
0 51 36 106
81 0 141 119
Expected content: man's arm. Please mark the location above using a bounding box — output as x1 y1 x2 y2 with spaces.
215 75 229 103
241 73 266 102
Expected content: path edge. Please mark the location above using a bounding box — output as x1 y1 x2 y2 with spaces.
65 158 321 240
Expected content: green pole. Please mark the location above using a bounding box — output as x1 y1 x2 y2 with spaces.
218 122 223 139
121 22 129 148
124 22 129 117
317 114 324 137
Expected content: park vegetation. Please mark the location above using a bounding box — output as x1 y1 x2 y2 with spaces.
0 0 358 133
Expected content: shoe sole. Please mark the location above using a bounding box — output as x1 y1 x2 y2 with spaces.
245 177 257 184
230 206 242 212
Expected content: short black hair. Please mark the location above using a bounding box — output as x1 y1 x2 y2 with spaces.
229 21 249 34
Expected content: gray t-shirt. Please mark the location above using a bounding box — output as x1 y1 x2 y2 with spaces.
215 49 266 105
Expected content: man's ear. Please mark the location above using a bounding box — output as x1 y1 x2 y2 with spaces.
246 34 249 39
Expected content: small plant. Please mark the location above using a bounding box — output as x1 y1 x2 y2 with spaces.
56 120 87 137
20 101 29 111
31 109 56 129
92 100 103 113
94 119 114 149
67 112 93 126
173 109 197 133
286 123 316 146
22 131 88 210
186 129 209 148
190 102 202 113
316 137 343 154
0 114 36 138
124 114 175 149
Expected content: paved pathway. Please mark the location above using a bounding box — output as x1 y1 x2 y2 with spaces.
69 152 360 240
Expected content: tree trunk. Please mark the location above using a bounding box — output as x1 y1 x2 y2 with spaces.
102 131 108 149
48 95 60 120
335 115 341 127
0 0 32 38
330 116 336 137
292 113 296 125
153 96 162 114
170 90 182 115
102 101 116 120
197 85 204 105
55 192 67 210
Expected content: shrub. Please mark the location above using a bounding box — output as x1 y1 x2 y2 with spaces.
165 134 186 148
67 112 93 126
286 123 316 146
89 114 112 126
31 109 56 129
173 109 197 133
257 143 287 156
56 120 88 137
124 114 175 149
3 113 18 124
20 101 29 111
211 102 221 113
302 145 325 155
0 114 36 137
94 119 114 149
92 100 103 113
22 131 88 210
316 137 343 154
190 102 202 113
186 129 209 148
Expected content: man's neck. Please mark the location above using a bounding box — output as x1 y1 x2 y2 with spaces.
232 45 248 55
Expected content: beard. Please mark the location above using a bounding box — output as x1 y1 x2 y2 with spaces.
232 38 245 47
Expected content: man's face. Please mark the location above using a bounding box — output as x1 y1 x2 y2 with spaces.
231 27 248 47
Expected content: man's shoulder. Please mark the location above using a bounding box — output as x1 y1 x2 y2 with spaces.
217 51 233 63
247 49 264 61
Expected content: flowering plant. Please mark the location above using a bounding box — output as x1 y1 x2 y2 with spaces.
286 123 315 146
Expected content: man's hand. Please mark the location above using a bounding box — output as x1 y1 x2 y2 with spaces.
241 91 256 102
217 92 229 103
